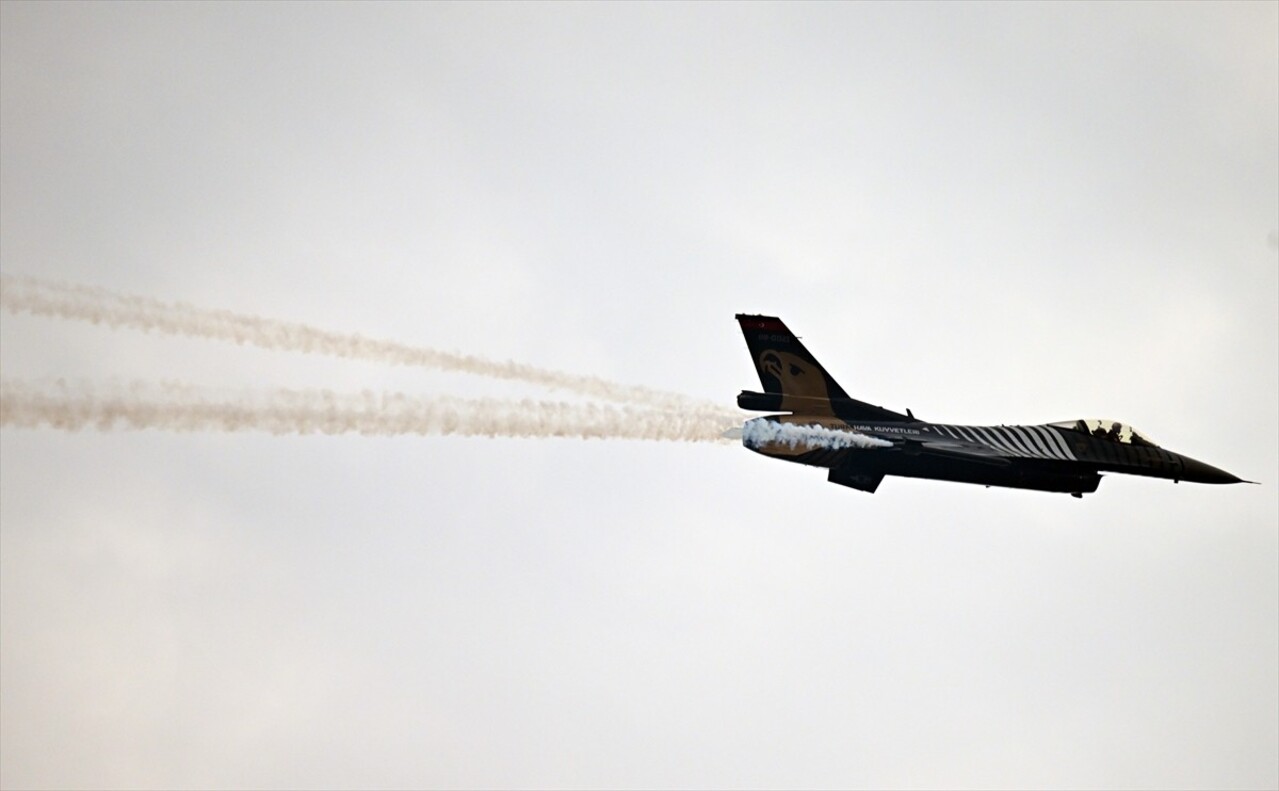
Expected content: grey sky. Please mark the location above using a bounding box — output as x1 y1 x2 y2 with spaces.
2 3 1276 789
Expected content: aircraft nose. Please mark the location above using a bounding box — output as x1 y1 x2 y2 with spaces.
1179 455 1245 484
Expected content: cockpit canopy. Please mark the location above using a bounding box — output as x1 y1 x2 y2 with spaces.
1048 419 1160 448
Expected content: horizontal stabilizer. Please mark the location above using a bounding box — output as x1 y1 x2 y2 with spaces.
828 466 884 493
737 390 911 422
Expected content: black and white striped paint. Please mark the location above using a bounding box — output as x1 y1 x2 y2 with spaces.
929 424 1078 461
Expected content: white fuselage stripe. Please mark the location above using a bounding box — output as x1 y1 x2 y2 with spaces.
997 427 1037 457
977 424 1018 455
921 423 1079 461
1000 427 1038 458
1010 425 1056 459
975 427 1022 457
1033 425 1077 461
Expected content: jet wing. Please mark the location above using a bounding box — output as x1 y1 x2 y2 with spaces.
911 439 1011 466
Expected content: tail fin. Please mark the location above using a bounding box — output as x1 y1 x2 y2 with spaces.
735 314 910 421
737 315 850 408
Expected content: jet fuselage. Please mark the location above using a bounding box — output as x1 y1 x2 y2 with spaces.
734 314 1246 496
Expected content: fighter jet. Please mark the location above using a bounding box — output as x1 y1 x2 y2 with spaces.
734 314 1248 497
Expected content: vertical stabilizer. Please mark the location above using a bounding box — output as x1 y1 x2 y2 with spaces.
736 314 850 414
735 314 909 421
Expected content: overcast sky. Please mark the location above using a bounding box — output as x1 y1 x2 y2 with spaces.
2 3 1276 789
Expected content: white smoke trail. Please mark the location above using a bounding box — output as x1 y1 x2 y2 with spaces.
0 379 738 443
0 274 722 413
740 420 892 450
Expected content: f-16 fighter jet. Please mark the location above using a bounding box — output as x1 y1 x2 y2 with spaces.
734 314 1248 497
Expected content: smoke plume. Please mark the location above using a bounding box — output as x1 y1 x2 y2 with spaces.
740 420 892 450
0 274 718 413
0 379 738 443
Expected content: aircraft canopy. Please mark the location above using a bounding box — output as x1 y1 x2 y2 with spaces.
1048 419 1160 448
